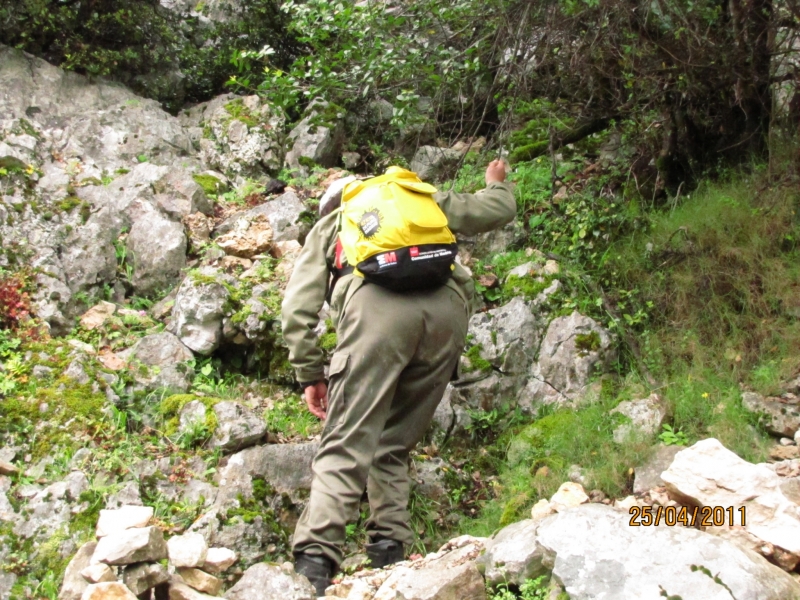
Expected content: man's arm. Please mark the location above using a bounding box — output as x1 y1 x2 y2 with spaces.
435 160 516 235
280 212 338 388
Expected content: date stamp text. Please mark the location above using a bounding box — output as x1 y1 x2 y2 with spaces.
629 505 746 527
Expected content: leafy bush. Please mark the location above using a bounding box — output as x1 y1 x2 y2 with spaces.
0 0 299 110
229 0 511 138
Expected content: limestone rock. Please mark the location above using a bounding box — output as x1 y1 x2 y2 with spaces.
208 401 267 452
633 444 683 495
235 284 283 342
530 499 555 521
536 504 800 600
374 536 486 600
193 94 285 177
58 541 97 600
127 209 187 297
468 221 527 262
169 267 231 355
518 311 614 411
0 571 15 600
186 507 282 566
549 482 589 512
93 526 168 565
611 393 669 443
80 582 138 600
0 460 18 476
181 478 218 508
478 520 544 586
60 210 118 297
80 564 116 584
409 146 462 182
153 169 213 219
214 191 306 243
169 580 220 600
223 562 316 600
218 442 319 502
216 215 272 258
770 445 800 460
661 438 800 561
285 100 344 175
80 302 117 330
13 471 89 540
123 563 170 596
466 297 541 375
448 373 525 413
119 332 194 393
202 547 238 574
167 532 209 568
96 505 154 538
411 458 451 502
177 568 222 595
742 391 800 438
215 442 318 507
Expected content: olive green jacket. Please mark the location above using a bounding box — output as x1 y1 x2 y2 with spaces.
280 181 516 384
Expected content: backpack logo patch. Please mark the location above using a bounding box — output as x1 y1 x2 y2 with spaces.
358 209 382 239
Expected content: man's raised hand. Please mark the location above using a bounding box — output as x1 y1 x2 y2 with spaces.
485 159 508 185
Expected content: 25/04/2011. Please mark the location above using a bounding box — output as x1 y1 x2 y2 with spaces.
629 505 746 527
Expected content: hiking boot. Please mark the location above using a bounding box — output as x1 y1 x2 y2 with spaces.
365 537 404 568
295 553 334 596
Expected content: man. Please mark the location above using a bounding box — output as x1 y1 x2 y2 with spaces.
281 160 515 595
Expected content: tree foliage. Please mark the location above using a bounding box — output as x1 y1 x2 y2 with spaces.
2 0 797 178
232 0 798 186
0 0 300 110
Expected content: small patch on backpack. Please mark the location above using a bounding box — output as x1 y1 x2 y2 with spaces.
358 209 382 239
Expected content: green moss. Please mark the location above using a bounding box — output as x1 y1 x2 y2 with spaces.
230 304 253 326
18 119 40 139
575 331 601 354
224 98 260 129
252 477 274 504
57 196 82 212
509 140 549 163
192 174 227 196
502 275 550 301
79 177 103 187
297 155 317 169
464 344 492 373
318 332 337 351
159 394 221 436
188 270 221 286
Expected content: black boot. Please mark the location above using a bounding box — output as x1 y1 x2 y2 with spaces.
365 537 404 568
295 553 335 596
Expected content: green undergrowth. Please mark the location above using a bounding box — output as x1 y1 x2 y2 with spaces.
464 158 793 538
462 393 650 536
265 395 322 440
612 167 800 380
491 575 569 600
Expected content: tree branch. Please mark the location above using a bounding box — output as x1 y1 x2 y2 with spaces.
509 117 614 163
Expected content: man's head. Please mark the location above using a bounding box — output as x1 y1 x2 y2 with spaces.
319 175 356 217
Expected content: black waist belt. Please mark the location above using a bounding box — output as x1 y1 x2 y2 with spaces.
337 266 355 276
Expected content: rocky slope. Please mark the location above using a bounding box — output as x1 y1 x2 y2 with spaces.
1 46 800 600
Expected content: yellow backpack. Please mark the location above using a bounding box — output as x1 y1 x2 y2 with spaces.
338 166 457 292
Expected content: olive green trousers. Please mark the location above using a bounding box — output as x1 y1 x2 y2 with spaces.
292 282 468 566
